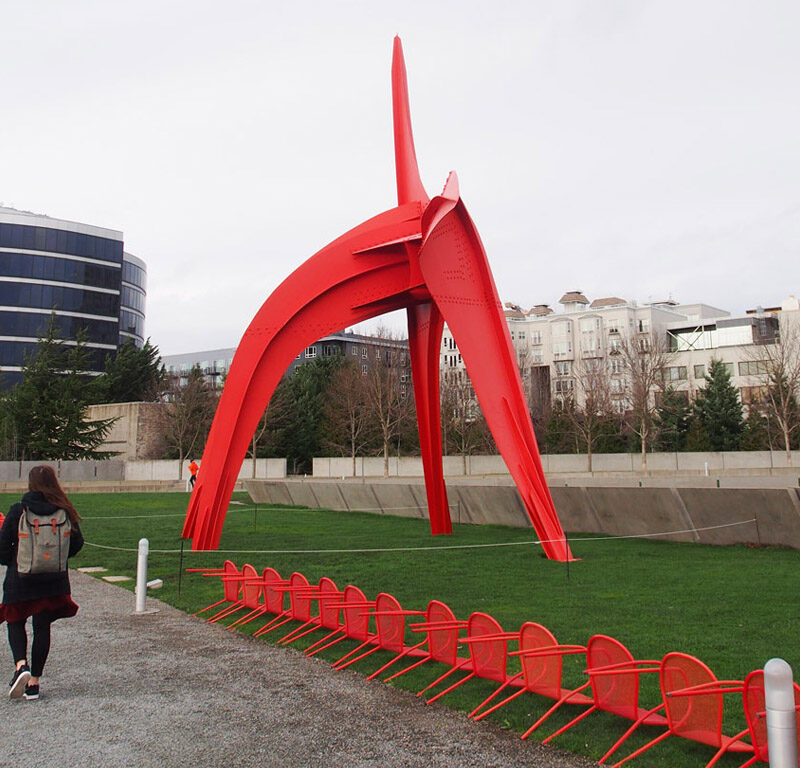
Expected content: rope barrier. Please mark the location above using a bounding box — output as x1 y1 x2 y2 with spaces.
82 517 757 556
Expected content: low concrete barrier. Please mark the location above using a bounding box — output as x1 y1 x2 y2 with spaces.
244 479 800 551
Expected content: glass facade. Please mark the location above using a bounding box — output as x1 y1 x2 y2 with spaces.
0 210 147 389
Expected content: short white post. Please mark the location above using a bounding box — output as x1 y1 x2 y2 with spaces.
764 658 798 768
704 461 709 477
135 538 149 613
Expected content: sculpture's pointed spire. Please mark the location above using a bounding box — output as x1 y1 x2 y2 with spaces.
392 36 429 206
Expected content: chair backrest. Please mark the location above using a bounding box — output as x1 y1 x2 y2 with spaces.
744 669 800 765
588 634 641 720
240 563 261 609
288 572 311 621
467 612 507 683
342 585 371 641
262 567 285 614
221 560 240 601
661 652 723 746
375 593 405 653
317 577 341 630
519 621 566 698
426 600 460 665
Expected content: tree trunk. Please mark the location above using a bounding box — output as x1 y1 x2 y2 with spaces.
640 433 647 473
784 427 793 467
383 441 389 477
252 435 257 478
587 441 593 473
352 451 357 478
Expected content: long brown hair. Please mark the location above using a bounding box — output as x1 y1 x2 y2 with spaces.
27 465 80 523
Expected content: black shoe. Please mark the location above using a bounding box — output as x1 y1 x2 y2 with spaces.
23 684 39 701
8 666 30 699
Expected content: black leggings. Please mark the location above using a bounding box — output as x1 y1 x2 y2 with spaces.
7 611 55 678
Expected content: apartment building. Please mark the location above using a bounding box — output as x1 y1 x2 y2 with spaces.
441 290 798 412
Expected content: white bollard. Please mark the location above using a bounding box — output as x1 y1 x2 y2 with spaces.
704 461 709 476
135 538 149 613
764 658 799 768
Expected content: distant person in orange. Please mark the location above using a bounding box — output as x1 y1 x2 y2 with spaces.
188 459 199 489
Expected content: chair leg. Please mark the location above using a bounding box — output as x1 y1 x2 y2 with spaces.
383 655 431 683
470 673 523 719
542 704 596 744
473 686 527 722
607 730 671 768
425 672 475 705
522 682 592 740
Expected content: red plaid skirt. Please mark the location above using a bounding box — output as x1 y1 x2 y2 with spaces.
0 595 79 625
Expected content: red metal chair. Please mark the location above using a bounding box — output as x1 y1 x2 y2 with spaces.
728 668 800 767
471 622 591 728
189 560 241 617
332 592 426 674
534 634 667 745
277 576 343 646
205 563 259 624
226 564 269 629
304 585 374 659
600 651 754 767
423 612 520 711
383 600 469 691
252 571 309 637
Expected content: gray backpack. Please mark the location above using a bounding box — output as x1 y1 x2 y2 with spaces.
17 507 72 575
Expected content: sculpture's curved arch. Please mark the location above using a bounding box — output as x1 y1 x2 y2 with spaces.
183 38 574 561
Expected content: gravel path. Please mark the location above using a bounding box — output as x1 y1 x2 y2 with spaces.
0 572 596 768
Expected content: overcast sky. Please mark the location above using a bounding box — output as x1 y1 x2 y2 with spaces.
3 1 798 355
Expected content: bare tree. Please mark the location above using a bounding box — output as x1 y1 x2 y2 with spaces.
362 330 415 477
618 333 675 472
440 370 494 472
566 357 615 472
743 319 800 465
323 359 371 476
159 365 217 478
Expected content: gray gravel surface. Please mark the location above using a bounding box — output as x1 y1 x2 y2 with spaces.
0 572 597 768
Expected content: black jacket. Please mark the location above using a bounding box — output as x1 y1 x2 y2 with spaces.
0 491 84 604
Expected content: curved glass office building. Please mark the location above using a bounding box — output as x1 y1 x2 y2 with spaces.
0 206 147 389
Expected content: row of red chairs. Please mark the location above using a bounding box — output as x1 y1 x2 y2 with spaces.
190 561 799 767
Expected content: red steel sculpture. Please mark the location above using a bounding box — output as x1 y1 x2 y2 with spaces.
183 37 574 562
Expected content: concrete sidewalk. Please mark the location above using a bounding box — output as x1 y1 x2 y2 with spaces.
0 572 594 768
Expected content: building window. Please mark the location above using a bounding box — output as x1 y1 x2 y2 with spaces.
530 331 542 345
739 360 768 376
305 346 317 358
552 341 572 359
664 366 688 382
554 378 574 393
693 364 705 379
610 378 624 393
518 330 526 340
740 386 767 404
361 364 368 375
609 359 624 374
552 321 572 337
554 361 571 377
607 320 620 334
723 362 734 375
361 347 368 359
638 319 650 333
351 345 359 355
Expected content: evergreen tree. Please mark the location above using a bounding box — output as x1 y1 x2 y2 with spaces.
279 356 345 474
684 415 712 451
741 404 771 451
544 398 578 454
654 387 692 451
5 318 116 460
693 358 745 451
96 339 165 403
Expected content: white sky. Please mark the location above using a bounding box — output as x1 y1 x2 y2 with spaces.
3 0 798 355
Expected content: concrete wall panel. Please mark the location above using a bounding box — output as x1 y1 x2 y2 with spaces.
584 487 696 542
678 488 785 546
370 483 424 519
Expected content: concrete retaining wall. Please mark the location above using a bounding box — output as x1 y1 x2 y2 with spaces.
313 450 800 478
0 458 287 483
244 479 800 551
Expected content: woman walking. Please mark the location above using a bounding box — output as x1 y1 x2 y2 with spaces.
0 465 83 700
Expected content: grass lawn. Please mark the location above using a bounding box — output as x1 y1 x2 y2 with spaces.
3 490 798 767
